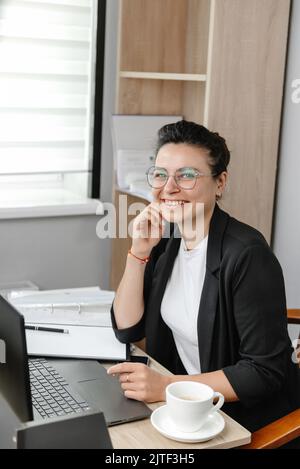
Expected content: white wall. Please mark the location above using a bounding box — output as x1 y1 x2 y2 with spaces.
0 216 110 290
273 0 300 341
0 0 119 291
273 0 300 306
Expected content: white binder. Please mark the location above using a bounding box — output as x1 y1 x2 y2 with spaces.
10 287 128 361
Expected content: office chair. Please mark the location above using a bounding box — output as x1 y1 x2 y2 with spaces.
241 309 300 449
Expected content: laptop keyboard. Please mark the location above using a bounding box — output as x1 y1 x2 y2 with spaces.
29 358 91 419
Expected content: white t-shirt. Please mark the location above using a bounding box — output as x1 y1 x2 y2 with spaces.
161 235 208 374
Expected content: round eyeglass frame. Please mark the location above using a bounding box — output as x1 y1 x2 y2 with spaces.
146 165 216 190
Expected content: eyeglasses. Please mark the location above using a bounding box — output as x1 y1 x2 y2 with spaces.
146 166 215 190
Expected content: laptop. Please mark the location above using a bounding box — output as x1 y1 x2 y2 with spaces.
0 295 151 431
16 410 113 449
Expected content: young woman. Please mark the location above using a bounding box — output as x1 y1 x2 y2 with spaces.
108 120 300 432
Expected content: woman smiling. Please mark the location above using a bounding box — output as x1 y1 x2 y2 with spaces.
109 120 300 432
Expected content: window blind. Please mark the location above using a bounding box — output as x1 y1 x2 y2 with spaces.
0 0 97 180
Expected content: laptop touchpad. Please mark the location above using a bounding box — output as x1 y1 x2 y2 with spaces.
75 377 151 426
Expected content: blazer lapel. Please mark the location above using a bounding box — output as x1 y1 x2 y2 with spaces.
198 205 230 372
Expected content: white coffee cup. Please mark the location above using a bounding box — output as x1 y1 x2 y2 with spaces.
165 381 224 433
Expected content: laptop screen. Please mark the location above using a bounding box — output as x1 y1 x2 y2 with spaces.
0 295 33 422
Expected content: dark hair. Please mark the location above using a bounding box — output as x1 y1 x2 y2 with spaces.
156 120 230 177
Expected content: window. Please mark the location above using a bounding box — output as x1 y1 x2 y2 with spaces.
0 0 106 212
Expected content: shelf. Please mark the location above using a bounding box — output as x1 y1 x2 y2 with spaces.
119 71 207 82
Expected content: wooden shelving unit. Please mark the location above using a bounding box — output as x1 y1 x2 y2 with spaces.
119 72 207 81
116 0 212 122
111 0 291 290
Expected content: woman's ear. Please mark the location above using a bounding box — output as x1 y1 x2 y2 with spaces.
216 172 228 199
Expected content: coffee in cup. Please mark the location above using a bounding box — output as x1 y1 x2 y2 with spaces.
165 381 224 433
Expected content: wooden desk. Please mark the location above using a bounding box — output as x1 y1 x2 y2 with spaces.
104 350 251 449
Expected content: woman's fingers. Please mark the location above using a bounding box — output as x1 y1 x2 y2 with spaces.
139 202 163 226
137 206 161 227
119 372 135 384
123 390 142 401
131 201 166 253
134 211 163 239
108 362 166 403
121 381 139 391
107 362 148 381
120 381 147 401
107 362 140 375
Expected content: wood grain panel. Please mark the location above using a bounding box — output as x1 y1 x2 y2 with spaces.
118 78 183 115
182 81 206 123
185 0 211 74
120 0 188 73
206 0 291 242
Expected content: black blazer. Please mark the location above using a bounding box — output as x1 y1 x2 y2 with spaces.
111 204 300 432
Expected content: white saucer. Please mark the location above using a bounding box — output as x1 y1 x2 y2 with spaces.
151 405 225 443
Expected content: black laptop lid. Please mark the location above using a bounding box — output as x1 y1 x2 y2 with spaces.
16 410 113 449
0 295 33 422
